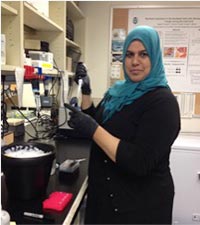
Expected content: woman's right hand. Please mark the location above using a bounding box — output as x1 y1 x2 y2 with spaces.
75 62 91 95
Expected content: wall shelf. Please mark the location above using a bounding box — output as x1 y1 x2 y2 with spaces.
1 0 85 88
66 38 80 49
24 2 63 32
67 2 84 21
112 51 123 54
1 1 85 72
1 2 18 16
1 64 16 72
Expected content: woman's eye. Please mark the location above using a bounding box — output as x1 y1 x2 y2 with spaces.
140 51 149 57
126 52 134 58
126 51 149 58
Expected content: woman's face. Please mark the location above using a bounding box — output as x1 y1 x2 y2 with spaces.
125 40 151 82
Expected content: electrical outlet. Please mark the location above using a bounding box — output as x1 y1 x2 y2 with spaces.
192 213 200 221
173 220 180 224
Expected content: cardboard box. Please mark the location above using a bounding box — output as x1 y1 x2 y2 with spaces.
3 131 14 145
25 39 41 50
8 118 25 137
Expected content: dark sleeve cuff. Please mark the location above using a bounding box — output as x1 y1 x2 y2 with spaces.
82 103 96 117
116 140 129 166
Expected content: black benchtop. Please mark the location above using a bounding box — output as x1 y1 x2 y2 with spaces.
1 136 91 225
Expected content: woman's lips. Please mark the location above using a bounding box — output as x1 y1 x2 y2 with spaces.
130 69 142 74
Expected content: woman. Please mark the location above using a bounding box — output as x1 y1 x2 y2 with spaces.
67 26 181 224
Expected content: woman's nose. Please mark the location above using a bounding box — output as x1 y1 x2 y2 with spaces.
131 56 139 65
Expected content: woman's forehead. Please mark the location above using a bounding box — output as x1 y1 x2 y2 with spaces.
127 40 146 51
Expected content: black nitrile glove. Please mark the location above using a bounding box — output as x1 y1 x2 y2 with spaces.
75 62 91 95
64 103 98 138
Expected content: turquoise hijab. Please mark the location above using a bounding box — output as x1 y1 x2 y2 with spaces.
101 25 168 123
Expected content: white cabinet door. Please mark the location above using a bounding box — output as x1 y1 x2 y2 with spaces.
170 148 200 224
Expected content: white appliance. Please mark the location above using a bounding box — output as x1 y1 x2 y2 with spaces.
170 133 200 224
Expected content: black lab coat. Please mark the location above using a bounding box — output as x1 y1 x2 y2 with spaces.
84 87 180 224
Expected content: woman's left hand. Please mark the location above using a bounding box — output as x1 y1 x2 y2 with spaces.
65 103 99 138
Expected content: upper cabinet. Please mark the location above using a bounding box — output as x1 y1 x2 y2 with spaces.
1 1 85 74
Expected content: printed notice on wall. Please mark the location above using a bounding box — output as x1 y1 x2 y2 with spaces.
128 8 200 92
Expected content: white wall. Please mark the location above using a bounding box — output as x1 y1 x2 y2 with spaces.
79 1 112 99
79 1 200 133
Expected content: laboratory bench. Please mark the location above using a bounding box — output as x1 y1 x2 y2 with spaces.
1 129 91 225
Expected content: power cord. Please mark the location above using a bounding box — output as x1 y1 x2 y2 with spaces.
5 90 39 139
1 100 9 138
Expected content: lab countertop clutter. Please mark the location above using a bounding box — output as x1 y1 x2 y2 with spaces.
1 126 200 225
1 129 91 225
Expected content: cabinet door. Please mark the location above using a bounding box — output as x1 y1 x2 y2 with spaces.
170 149 200 224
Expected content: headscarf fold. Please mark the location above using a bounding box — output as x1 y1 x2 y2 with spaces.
101 26 168 123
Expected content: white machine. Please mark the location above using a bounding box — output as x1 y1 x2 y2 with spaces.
170 133 200 224
28 51 54 72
